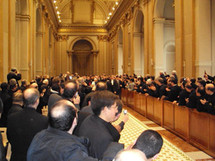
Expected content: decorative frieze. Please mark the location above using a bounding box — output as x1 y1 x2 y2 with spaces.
97 35 109 41
16 14 30 21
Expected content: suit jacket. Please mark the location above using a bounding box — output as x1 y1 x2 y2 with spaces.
7 107 48 161
78 115 122 160
107 80 119 94
165 85 181 102
27 127 97 161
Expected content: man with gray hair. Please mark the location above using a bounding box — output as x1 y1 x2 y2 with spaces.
7 88 48 161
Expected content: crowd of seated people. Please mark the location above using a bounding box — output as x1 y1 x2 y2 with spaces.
0 68 214 160
122 71 215 115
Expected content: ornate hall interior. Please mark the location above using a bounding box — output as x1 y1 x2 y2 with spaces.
0 0 215 160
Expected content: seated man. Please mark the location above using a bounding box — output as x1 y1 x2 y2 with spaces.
78 90 124 159
27 99 97 161
132 130 163 160
197 83 215 115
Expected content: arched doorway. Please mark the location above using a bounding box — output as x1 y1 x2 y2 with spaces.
134 10 144 76
72 40 94 76
118 28 123 75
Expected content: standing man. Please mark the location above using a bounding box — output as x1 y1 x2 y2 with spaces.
7 68 21 85
78 90 124 159
27 99 97 161
7 88 48 161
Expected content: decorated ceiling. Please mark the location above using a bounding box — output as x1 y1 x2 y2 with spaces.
52 0 121 26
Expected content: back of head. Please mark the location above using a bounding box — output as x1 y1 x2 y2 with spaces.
49 99 77 131
91 90 118 116
133 130 163 159
13 91 23 103
114 149 147 161
11 68 17 73
23 88 40 107
1 82 8 92
169 76 177 85
62 81 77 99
9 78 17 89
96 81 107 91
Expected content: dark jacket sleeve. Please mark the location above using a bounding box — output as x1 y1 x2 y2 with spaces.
102 142 124 161
0 135 7 161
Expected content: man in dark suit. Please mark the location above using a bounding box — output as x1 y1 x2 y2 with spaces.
163 77 181 102
27 99 97 161
78 90 124 160
7 68 21 85
7 88 48 161
107 75 120 95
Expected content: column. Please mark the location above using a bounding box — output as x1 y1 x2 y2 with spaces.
195 0 212 76
16 14 30 80
0 0 9 81
36 31 44 76
153 18 165 77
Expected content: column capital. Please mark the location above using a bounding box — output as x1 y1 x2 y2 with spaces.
153 17 165 24
97 35 109 41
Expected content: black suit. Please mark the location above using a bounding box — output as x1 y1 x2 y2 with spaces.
7 72 21 84
78 115 122 160
164 85 181 102
7 107 48 161
107 80 119 95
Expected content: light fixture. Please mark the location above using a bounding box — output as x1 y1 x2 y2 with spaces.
57 11 60 14
112 7 115 10
59 20 61 22
115 1 119 5
109 12 112 16
107 17 110 19
53 0 56 3
58 15 60 19
104 20 107 24
55 6 58 9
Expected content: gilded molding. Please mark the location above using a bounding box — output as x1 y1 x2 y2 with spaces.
57 35 69 41
67 50 99 55
16 14 31 21
153 18 165 24
97 35 109 41
58 27 107 33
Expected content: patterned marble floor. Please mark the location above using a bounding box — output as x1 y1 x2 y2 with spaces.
117 106 215 161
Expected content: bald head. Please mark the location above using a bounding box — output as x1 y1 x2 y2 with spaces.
23 88 40 108
49 100 78 132
114 149 147 161
62 81 77 99
205 83 215 95
96 81 107 91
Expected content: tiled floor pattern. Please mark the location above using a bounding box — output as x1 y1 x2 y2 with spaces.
119 106 215 161
114 112 194 161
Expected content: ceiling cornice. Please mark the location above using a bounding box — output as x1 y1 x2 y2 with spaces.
106 0 138 31
42 0 59 28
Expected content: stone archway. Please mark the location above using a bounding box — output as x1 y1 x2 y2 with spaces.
72 40 94 76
